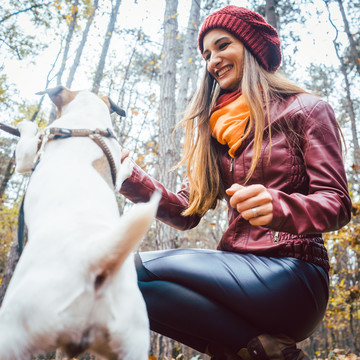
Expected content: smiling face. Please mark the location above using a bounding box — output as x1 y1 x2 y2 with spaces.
202 29 245 91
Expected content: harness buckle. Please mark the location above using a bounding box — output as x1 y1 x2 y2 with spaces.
106 128 116 138
55 128 72 138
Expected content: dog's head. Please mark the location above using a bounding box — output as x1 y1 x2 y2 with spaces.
36 86 126 119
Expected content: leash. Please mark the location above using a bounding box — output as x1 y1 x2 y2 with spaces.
17 196 27 256
35 127 119 187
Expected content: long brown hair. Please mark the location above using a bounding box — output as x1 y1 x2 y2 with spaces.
176 48 307 216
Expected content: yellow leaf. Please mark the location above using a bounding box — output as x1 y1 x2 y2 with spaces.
188 58 192 63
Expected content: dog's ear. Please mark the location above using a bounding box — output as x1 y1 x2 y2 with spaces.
36 86 78 117
101 96 126 117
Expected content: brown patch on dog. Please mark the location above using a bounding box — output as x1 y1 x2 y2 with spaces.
92 155 113 189
36 86 79 118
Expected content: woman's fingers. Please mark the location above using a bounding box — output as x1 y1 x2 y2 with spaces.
228 184 271 210
225 183 244 196
226 184 273 225
241 202 273 225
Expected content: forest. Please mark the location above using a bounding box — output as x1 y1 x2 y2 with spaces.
0 0 359 359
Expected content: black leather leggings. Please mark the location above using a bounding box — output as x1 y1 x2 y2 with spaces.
135 248 329 354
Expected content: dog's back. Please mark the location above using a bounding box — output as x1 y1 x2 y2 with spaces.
0 88 158 359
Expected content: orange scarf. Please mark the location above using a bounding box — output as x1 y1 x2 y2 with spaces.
209 92 250 158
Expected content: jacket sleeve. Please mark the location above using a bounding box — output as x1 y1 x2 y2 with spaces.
267 99 352 234
119 161 201 230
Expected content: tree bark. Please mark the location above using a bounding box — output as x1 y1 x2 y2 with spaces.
156 0 179 251
265 0 278 30
0 231 20 306
57 0 79 86
66 0 99 88
49 0 79 122
325 2 360 168
0 150 16 205
92 0 122 94
336 0 360 75
117 30 142 108
176 0 201 119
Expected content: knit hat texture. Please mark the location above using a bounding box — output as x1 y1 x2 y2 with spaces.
198 5 281 72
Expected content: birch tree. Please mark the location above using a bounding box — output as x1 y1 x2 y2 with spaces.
49 0 80 121
66 0 99 88
176 0 201 118
265 0 278 30
156 0 179 251
56 0 79 86
324 1 359 169
336 0 360 75
150 1 180 358
92 0 122 94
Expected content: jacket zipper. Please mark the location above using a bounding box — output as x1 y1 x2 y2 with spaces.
273 231 280 243
230 157 234 172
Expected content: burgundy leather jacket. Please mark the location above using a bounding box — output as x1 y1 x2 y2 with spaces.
120 93 352 272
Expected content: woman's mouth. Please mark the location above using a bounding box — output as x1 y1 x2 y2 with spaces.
217 65 232 78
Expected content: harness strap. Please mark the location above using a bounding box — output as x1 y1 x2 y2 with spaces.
89 133 117 186
48 127 116 139
36 127 119 187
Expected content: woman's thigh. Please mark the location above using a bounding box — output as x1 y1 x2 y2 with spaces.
139 279 261 352
136 248 329 341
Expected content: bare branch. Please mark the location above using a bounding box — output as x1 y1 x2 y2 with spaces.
0 2 53 24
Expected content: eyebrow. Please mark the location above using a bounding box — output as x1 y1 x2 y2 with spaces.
203 36 231 55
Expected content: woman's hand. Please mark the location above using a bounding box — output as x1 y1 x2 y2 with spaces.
226 184 273 226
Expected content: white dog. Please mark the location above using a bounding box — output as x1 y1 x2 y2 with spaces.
0 86 158 359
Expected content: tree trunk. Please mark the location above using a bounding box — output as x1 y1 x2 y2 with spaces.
92 0 122 94
265 0 278 30
57 0 79 86
336 0 360 75
0 231 21 306
66 0 99 88
152 1 179 357
49 0 79 122
176 0 201 119
0 150 16 205
156 0 179 251
325 2 359 169
117 30 142 108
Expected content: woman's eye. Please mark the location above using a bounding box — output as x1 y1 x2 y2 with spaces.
219 42 230 50
205 53 211 61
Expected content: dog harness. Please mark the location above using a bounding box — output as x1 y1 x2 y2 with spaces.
34 127 119 187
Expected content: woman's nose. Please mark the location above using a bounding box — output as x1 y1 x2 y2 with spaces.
207 53 221 72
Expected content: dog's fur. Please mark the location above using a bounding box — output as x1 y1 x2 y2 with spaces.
0 87 158 359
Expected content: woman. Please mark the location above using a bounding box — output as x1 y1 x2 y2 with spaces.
120 6 351 360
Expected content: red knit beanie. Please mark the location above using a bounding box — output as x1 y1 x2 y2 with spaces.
198 6 281 72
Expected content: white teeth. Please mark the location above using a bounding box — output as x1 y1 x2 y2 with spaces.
217 66 232 77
